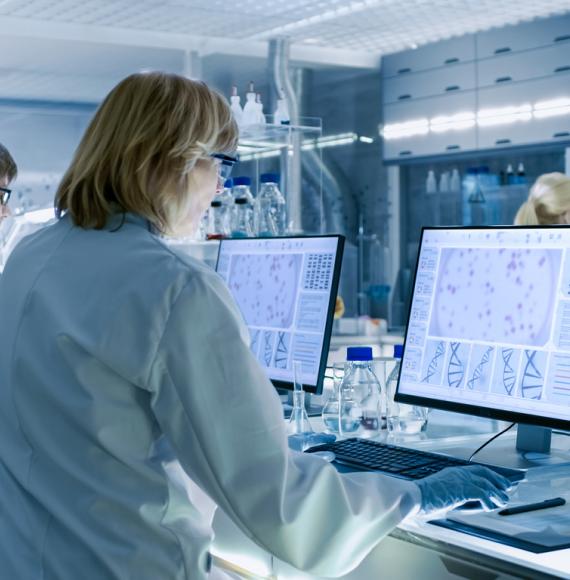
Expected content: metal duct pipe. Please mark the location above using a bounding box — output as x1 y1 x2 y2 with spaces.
269 38 302 231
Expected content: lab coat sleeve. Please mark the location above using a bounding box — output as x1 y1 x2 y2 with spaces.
147 271 421 577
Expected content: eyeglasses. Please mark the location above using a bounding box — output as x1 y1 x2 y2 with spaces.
0 187 11 206
210 153 239 182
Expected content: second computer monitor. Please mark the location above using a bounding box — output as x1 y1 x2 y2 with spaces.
216 235 344 395
396 226 570 431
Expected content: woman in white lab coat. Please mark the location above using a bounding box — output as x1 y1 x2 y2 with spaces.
0 72 512 580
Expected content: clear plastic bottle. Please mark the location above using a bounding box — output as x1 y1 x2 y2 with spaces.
218 178 234 233
450 168 461 192
206 200 228 240
231 198 254 238
241 81 258 128
229 86 243 127
273 94 290 125
387 345 429 434
232 177 255 235
256 173 287 236
339 347 384 437
256 93 266 126
426 170 437 194
321 363 343 434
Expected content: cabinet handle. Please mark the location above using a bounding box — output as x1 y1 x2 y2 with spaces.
554 132 570 138
398 94 411 100
446 145 460 151
399 150 412 156
494 47 511 54
554 35 570 43
554 66 570 73
445 85 460 92
397 67 411 75
444 57 459 65
495 76 512 83
495 139 512 145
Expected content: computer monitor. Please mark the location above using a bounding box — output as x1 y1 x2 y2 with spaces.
216 235 344 395
396 226 570 433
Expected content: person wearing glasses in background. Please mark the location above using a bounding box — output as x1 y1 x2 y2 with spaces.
0 143 16 220
0 73 512 580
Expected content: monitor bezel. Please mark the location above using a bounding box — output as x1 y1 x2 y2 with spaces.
216 234 345 395
394 225 570 431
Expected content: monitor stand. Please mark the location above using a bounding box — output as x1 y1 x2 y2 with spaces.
516 424 552 454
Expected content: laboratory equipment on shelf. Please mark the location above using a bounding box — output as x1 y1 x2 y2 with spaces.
426 170 437 194
255 94 266 127
231 198 254 238
273 94 290 125
256 173 287 236
206 200 228 240
339 347 384 438
450 168 461 191
386 345 428 434
241 81 259 128
229 86 243 126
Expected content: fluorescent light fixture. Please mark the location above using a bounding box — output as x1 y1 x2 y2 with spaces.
533 97 570 119
359 136 374 143
382 118 429 140
477 104 532 127
430 111 475 133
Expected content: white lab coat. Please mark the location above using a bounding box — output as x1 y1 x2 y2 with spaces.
0 213 420 579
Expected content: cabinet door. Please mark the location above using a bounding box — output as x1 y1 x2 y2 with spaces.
383 92 477 160
477 74 570 149
477 43 570 88
382 36 475 78
383 62 476 104
476 14 570 59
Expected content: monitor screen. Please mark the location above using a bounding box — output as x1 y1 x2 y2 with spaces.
396 226 570 430
216 236 344 394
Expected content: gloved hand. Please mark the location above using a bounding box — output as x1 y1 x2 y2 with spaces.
415 465 512 515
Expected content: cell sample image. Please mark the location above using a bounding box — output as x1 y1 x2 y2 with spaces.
546 353 570 403
421 340 447 385
445 342 470 388
259 331 275 368
491 348 522 397
228 254 302 329
518 350 547 400
249 329 261 358
429 247 562 347
273 332 291 370
466 345 495 392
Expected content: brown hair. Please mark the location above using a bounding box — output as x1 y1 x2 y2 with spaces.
0 143 17 183
55 72 238 233
514 172 570 225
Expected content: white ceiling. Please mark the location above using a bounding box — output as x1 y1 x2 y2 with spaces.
1 0 570 102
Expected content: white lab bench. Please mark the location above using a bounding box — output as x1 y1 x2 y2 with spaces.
211 411 570 579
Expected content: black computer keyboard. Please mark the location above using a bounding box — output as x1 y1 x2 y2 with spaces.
305 438 525 482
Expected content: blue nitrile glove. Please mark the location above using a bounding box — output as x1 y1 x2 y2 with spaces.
415 465 512 515
288 432 336 452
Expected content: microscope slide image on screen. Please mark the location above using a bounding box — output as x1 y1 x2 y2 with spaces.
224 243 336 383
412 245 562 405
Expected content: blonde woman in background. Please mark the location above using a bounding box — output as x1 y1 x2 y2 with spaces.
514 172 570 225
0 72 511 580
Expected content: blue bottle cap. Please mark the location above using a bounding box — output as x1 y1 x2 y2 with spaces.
224 178 234 188
233 176 251 186
260 173 280 184
347 346 373 361
394 344 403 359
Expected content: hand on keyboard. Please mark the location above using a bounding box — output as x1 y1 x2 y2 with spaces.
416 465 512 515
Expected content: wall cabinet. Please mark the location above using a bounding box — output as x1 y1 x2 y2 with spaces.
382 14 570 161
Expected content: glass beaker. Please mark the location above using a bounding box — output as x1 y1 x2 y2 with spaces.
321 363 344 434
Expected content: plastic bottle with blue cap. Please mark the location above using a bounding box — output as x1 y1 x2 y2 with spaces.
386 345 429 434
256 173 287 236
339 346 384 437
